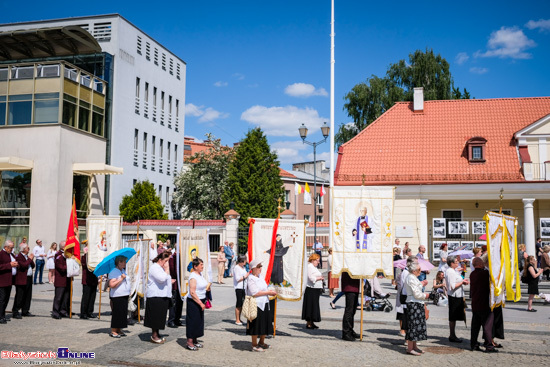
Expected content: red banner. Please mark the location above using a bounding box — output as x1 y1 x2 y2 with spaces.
64 196 81 264
264 218 279 284
247 218 255 263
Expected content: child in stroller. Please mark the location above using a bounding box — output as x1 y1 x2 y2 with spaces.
364 277 393 312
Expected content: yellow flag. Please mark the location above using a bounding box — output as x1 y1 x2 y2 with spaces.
305 182 310 193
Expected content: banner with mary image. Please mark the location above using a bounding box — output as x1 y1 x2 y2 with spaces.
176 228 212 297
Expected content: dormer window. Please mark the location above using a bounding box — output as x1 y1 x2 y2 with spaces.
466 137 487 163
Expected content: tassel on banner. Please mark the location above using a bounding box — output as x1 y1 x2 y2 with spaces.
264 218 279 284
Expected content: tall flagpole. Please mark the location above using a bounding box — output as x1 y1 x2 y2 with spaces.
329 0 335 249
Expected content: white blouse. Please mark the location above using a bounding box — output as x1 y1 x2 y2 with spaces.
405 273 427 303
233 265 248 289
307 262 323 288
187 272 208 300
108 268 131 298
246 274 269 311
147 262 172 298
445 267 464 297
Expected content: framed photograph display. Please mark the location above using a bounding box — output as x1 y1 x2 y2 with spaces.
447 241 461 252
475 241 486 248
432 241 446 260
460 241 474 251
448 221 469 235
433 218 446 238
472 221 486 235
540 218 550 238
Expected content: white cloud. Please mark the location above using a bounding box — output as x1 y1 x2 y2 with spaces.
284 83 328 98
214 81 228 87
469 67 489 74
184 103 204 117
306 151 330 162
476 26 536 59
272 140 308 164
185 103 229 122
199 107 229 122
241 105 327 137
525 19 550 32
455 52 469 65
232 73 245 80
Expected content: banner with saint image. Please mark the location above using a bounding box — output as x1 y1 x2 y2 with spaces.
176 228 211 297
331 186 394 279
86 215 122 270
124 239 154 299
249 218 306 301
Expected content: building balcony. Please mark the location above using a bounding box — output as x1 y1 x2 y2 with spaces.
142 151 147 169
523 162 550 181
133 149 138 167
151 155 156 171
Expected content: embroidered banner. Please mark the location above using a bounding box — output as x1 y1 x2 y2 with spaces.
86 216 122 270
331 186 395 279
249 218 306 301
484 211 521 309
176 228 211 297
124 239 154 299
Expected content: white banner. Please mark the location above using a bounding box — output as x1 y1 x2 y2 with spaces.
86 216 122 270
331 186 395 279
250 218 306 301
124 239 153 299
177 229 211 297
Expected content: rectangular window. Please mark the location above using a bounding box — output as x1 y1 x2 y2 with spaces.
143 132 148 153
166 187 170 205
160 139 164 157
167 142 171 160
34 93 59 124
161 92 165 110
153 87 157 106
78 100 90 131
133 179 137 186
144 82 149 101
316 215 323 222
176 99 179 117
8 94 32 125
162 54 166 70
134 129 139 150
285 190 290 202
154 48 159 65
472 146 482 160
304 215 310 222
152 136 156 155
442 210 462 239
135 77 140 98
174 144 178 162
168 95 172 114
169 58 174 75
137 36 142 55
176 64 181 80
316 193 323 205
159 185 162 197
62 94 77 127
0 96 6 126
91 106 103 136
145 42 151 61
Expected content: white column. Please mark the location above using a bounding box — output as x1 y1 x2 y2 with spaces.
523 198 536 256
420 199 429 248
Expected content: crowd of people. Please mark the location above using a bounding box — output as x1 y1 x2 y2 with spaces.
0 235 547 356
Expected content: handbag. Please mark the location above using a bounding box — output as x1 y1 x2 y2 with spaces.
205 299 212 309
242 295 257 321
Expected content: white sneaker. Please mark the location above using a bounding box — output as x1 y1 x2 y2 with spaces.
235 321 243 326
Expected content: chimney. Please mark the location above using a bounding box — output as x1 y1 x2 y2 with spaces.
413 87 424 113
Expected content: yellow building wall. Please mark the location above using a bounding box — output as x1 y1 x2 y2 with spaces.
393 198 421 253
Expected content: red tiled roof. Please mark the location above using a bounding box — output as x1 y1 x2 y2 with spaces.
335 97 550 185
279 167 296 178
123 220 226 227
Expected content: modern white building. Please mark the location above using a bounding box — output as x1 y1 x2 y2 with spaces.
0 14 186 245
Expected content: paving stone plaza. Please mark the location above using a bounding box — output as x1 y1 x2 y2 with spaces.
0 269 548 367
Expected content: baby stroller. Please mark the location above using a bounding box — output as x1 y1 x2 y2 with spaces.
363 278 393 312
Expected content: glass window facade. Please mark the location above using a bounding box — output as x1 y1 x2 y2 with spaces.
0 171 31 245
8 94 32 125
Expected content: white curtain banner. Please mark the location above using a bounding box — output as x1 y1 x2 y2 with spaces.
86 215 122 270
124 239 151 299
250 218 307 301
331 186 395 279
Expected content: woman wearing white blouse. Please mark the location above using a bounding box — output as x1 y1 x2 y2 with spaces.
108 256 132 338
145 251 173 344
404 262 430 356
46 242 57 284
445 255 470 343
302 253 324 329
186 258 209 351
246 259 277 352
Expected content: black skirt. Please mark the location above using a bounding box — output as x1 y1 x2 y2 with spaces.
110 295 129 329
528 281 539 295
301 287 322 322
492 305 504 339
246 305 273 336
235 289 245 308
144 297 170 330
448 295 466 322
186 298 206 339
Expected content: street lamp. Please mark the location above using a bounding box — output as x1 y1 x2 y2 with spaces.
299 122 330 243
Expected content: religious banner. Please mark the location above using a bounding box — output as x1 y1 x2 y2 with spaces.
176 228 211 297
86 215 123 270
249 218 306 301
124 239 153 300
331 186 394 279
483 211 521 309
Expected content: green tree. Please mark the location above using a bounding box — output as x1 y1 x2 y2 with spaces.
223 128 284 227
119 180 167 222
172 134 235 219
336 48 471 148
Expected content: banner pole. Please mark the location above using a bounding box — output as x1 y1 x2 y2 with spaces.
98 277 102 319
273 297 277 338
360 278 364 341
138 297 141 323
69 278 73 319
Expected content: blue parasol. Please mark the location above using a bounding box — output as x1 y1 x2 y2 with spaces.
93 248 137 276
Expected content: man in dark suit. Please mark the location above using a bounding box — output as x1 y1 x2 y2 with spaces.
167 253 183 327
341 272 361 341
13 243 35 318
80 246 98 319
0 241 18 324
470 257 497 353
52 244 70 319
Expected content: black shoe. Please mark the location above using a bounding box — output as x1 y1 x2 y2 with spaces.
39 282 44 284
0 318 6 324
21 312 34 317
471 345 482 352
80 314 89 319
127 318 137 325
311 323 319 329
449 336 463 343
87 314 96 319
13 313 22 319
52 315 61 319
484 348 499 353
342 335 356 342
351 331 361 339
167 322 177 328
175 321 184 326
60 313 69 318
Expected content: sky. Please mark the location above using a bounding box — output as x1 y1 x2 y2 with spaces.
1 1 549 170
